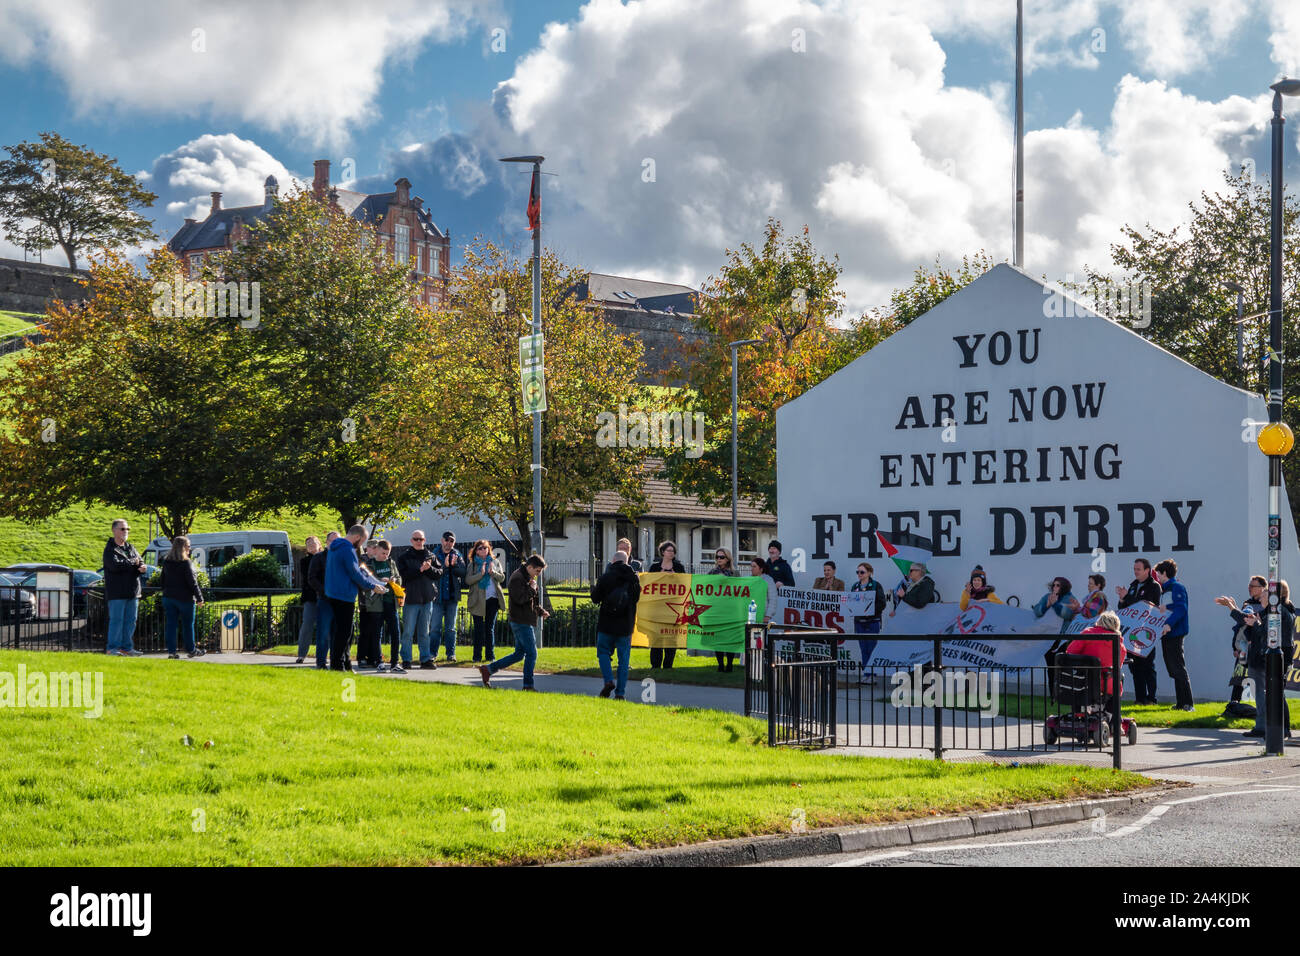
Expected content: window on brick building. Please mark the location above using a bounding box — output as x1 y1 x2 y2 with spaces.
394 224 409 265
430 247 441 277
189 254 201 270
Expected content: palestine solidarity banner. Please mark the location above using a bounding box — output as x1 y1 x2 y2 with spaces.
862 600 1062 671
775 587 875 632
1062 603 1170 658
632 573 767 653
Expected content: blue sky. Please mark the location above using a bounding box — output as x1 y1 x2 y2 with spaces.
0 0 1297 311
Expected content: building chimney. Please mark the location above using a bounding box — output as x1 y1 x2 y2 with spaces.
313 159 330 199
395 177 411 204
209 191 222 213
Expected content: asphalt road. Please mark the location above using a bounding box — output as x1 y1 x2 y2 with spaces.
759 772 1300 866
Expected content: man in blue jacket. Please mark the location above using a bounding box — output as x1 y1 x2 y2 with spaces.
324 525 386 671
429 531 466 662
1154 558 1194 710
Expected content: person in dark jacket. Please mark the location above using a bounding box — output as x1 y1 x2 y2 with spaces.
396 530 441 668
323 526 385 671
614 536 644 573
591 550 641 698
710 548 739 671
1116 557 1162 704
766 540 795 588
359 539 401 671
160 535 206 659
1217 579 1293 738
103 518 148 656
479 554 549 690
648 540 686 668
1153 558 1193 710
307 531 339 669
430 531 466 662
851 562 886 684
890 562 936 615
295 536 322 664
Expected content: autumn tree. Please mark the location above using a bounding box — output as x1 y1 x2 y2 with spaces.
661 219 871 514
0 250 247 537
0 132 156 270
211 190 435 531
368 238 649 555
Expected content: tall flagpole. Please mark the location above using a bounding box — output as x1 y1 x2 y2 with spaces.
1013 0 1025 268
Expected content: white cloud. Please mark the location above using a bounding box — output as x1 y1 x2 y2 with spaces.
1267 0 1300 77
0 0 493 147
142 133 299 222
479 0 1269 312
1112 0 1253 79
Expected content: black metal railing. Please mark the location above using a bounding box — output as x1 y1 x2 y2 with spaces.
745 629 1125 767
744 623 840 748
0 566 80 651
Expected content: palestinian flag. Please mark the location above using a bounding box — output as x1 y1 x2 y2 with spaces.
526 167 541 231
876 531 933 578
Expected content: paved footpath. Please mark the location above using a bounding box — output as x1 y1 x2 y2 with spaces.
190 650 1300 785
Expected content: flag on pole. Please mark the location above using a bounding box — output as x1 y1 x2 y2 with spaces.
526 167 540 231
875 531 933 578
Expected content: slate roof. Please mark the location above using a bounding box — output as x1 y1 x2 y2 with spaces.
577 459 773 524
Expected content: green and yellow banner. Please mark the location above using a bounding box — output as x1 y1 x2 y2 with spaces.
632 573 767 653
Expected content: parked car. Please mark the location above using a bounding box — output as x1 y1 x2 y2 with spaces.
0 572 36 622
143 530 293 587
8 566 104 615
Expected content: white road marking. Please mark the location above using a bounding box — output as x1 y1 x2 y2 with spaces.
830 850 911 866
833 786 1300 865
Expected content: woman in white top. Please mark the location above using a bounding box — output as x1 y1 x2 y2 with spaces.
466 539 506 663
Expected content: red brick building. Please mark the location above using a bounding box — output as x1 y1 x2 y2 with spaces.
166 159 451 306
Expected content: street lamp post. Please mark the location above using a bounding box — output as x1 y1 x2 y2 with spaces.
730 338 763 565
500 153 546 643
1260 79 1300 755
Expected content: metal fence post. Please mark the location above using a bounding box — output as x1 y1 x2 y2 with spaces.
759 624 769 749
933 637 944 760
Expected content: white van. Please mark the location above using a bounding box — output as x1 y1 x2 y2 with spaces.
144 530 294 588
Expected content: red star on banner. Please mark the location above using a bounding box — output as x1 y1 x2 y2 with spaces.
666 594 711 626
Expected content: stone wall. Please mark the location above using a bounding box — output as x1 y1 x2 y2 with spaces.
0 257 90 315
601 305 709 383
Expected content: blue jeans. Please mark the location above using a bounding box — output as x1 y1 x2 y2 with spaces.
296 600 318 658
596 631 631 698
315 598 334 667
402 602 433 663
163 597 196 654
490 622 537 688
107 598 139 652
855 617 882 667
430 600 458 659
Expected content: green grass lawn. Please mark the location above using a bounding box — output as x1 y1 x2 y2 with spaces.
257 643 745 688
0 650 1154 865
0 310 40 337
0 503 340 569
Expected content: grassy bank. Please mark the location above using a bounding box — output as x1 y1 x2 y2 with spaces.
0 650 1154 865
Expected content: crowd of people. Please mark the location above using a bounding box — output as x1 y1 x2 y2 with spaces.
98 518 1293 721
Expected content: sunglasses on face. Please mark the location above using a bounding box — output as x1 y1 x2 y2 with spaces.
856 570 867 575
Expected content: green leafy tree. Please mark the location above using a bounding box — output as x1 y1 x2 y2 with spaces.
1084 170 1300 519
211 190 436 531
0 132 156 270
870 251 998 329
0 250 247 538
368 238 649 555
661 220 860 514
